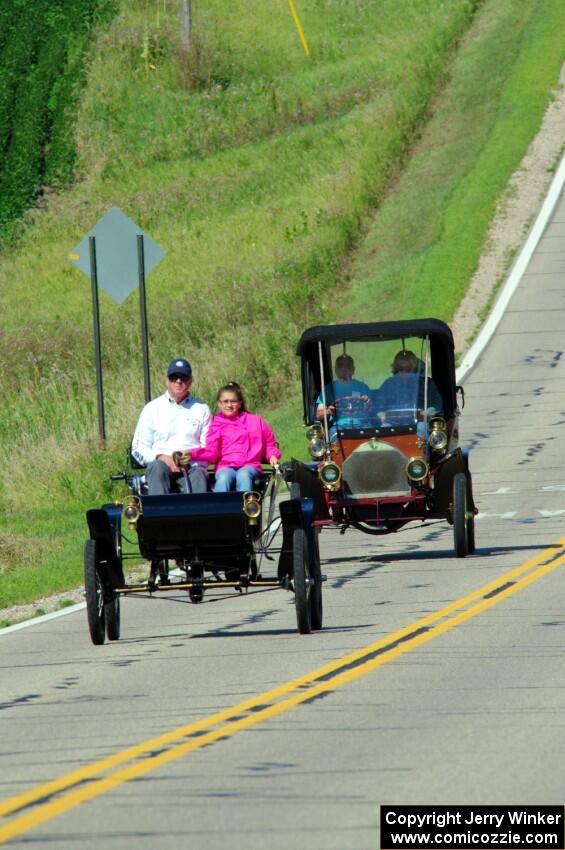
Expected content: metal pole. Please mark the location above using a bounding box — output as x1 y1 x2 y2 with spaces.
180 0 191 46
88 236 106 445
137 234 151 403
318 341 330 446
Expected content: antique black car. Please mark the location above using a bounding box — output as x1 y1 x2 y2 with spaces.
286 318 477 556
84 462 324 644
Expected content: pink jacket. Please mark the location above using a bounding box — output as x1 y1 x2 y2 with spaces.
190 410 281 472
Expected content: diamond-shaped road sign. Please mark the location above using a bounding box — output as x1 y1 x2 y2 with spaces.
69 207 165 304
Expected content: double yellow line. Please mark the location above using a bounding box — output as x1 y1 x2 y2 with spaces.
2 537 565 844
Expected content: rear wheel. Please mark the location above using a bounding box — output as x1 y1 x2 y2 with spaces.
105 595 121 641
309 531 323 630
84 539 105 645
453 473 469 558
293 528 311 634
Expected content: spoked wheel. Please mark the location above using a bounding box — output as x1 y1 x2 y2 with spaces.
452 473 469 558
309 530 323 630
84 539 106 645
105 595 121 641
293 528 311 634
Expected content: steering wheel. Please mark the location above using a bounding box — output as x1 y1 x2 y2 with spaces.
334 395 372 416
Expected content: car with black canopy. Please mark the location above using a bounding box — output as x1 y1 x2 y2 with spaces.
286 318 477 555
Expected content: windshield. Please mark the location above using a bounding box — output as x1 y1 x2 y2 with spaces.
315 336 443 432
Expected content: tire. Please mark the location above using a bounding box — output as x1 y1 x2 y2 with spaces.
188 564 204 603
105 595 121 641
293 528 311 634
466 512 476 555
466 473 476 554
453 473 469 558
84 539 106 645
309 531 323 630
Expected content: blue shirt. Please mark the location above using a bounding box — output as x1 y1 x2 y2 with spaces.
316 378 371 428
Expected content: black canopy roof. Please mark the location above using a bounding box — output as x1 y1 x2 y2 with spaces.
296 318 454 354
296 318 458 423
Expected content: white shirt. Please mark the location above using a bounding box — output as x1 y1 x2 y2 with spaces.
132 391 212 466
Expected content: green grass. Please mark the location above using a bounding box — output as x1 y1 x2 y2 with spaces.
345 0 565 325
1 0 564 613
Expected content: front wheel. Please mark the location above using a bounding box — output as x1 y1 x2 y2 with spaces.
293 528 311 634
466 511 476 555
84 539 106 645
309 531 323 630
453 473 469 558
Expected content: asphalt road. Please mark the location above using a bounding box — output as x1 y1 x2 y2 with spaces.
2 173 565 849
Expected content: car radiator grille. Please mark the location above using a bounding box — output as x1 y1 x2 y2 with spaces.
342 441 411 498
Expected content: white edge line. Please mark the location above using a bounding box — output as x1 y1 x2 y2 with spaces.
0 568 185 635
456 152 565 384
0 602 86 636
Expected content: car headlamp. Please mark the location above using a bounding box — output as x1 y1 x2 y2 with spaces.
243 491 262 525
406 457 429 483
308 436 326 460
123 496 142 529
305 422 327 460
428 418 448 452
306 423 323 440
318 460 342 491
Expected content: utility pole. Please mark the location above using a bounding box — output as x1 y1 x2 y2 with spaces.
180 0 191 46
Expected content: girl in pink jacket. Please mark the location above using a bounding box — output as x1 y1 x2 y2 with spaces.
188 382 281 492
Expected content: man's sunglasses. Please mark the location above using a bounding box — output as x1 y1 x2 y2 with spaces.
168 374 190 383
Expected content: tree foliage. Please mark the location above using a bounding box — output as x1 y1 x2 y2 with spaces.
0 0 115 235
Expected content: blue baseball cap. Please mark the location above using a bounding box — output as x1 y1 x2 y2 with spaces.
167 358 192 378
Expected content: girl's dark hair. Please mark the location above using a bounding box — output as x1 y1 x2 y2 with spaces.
217 381 247 411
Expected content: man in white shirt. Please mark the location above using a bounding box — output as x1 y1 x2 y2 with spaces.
132 358 212 494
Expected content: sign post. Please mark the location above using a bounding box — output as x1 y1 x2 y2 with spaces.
137 234 151 404
70 208 165 441
88 236 106 443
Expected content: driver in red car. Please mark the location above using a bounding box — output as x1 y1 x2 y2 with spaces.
315 354 371 425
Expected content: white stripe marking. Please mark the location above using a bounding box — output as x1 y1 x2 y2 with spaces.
457 153 565 383
0 603 86 636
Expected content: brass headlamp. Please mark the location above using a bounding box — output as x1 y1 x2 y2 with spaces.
242 491 261 525
124 495 142 529
428 417 448 452
306 422 327 460
406 456 429 483
318 460 342 491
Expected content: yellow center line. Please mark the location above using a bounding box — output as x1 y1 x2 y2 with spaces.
1 537 565 844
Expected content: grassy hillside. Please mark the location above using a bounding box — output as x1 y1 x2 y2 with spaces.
1 0 564 614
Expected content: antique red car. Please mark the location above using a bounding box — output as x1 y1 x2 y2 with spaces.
286 318 477 556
